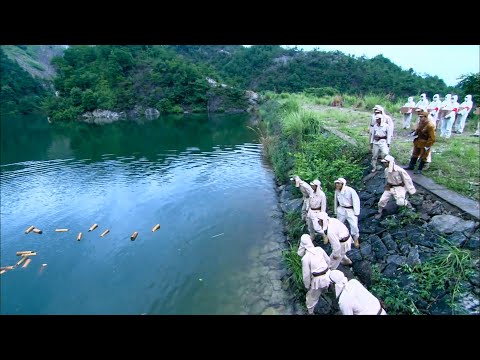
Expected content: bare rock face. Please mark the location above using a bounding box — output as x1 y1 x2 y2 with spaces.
144 108 160 119
81 109 126 124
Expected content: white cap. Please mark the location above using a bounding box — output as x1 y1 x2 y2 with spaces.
329 270 348 298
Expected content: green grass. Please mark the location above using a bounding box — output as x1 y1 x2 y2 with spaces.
370 265 421 315
292 92 480 202
405 239 476 314
282 242 307 303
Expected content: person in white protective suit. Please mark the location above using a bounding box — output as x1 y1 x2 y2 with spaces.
415 93 429 110
374 155 416 220
297 234 332 314
440 94 459 138
428 94 442 129
449 95 460 135
291 175 314 221
306 179 327 241
316 211 354 269
371 105 394 137
329 270 387 315
413 93 430 127
370 114 392 173
334 178 360 248
401 96 417 129
439 94 452 137
455 94 474 134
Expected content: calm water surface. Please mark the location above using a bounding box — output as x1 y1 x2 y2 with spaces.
0 113 287 315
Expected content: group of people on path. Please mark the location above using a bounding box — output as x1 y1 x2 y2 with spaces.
290 94 476 315
291 163 416 314
370 94 475 175
401 93 474 137
371 103 437 175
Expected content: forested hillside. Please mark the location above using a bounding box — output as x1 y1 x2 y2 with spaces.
0 48 48 115
2 45 476 121
43 45 249 121
167 45 454 97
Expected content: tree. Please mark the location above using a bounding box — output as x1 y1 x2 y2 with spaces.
456 73 480 100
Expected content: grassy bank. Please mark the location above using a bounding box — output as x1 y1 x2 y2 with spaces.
272 91 479 201
257 94 368 302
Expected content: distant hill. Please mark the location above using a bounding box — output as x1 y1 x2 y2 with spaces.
2 45 464 120
167 45 454 98
2 45 66 82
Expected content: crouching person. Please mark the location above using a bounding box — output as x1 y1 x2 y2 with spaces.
316 211 354 269
375 155 416 219
298 234 332 315
329 270 387 315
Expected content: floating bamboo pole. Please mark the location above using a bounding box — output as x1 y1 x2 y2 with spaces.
25 225 35 234
130 231 138 241
100 229 110 237
22 258 32 268
16 251 35 256
88 223 98 232
77 232 82 241
152 224 160 232
32 228 42 234
16 256 27 267
55 228 69 232
0 266 15 271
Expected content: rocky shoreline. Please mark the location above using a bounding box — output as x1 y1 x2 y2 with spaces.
276 159 480 315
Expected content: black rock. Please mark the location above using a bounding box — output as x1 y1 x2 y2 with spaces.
382 263 399 278
371 235 388 260
447 231 468 247
352 260 373 287
382 234 399 252
346 248 363 262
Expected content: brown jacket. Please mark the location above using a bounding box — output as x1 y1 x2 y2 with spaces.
414 118 436 148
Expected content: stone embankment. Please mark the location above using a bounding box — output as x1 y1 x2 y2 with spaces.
276 161 479 315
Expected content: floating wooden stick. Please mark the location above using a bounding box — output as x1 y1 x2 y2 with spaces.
0 266 15 271
55 228 69 232
151 224 160 232
100 229 110 237
130 231 138 241
88 223 98 232
16 251 35 256
22 258 32 268
16 256 27 267
23 252 37 257
77 232 82 241
25 225 35 234
32 228 42 234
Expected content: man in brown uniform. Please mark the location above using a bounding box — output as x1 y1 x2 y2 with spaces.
404 110 436 174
